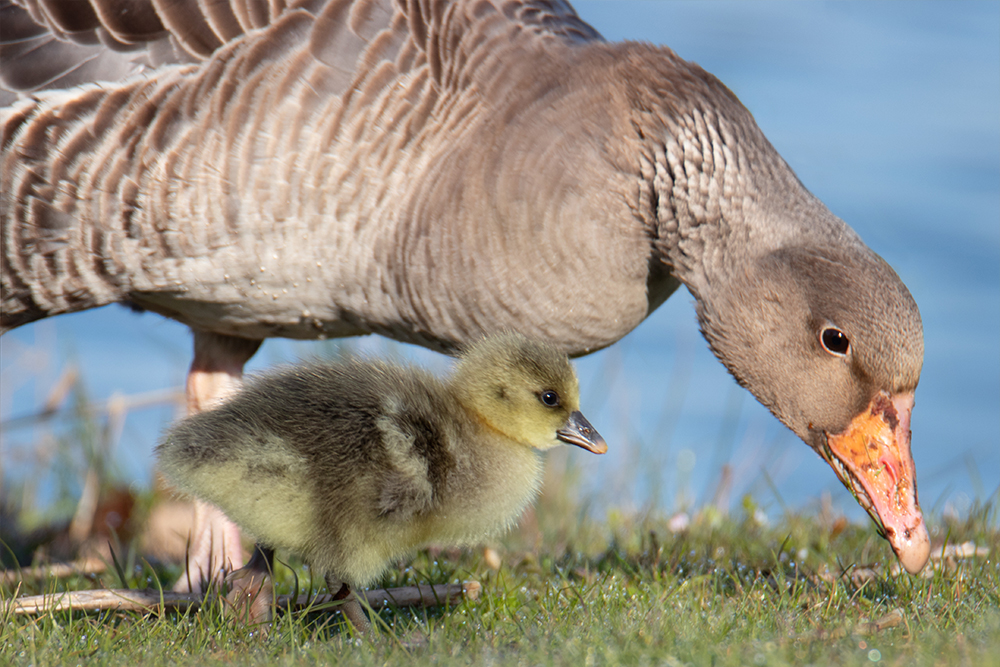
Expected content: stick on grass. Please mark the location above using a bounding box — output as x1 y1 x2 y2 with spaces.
6 581 481 616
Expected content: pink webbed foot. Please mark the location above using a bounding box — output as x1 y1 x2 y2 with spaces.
171 332 261 594
173 501 245 593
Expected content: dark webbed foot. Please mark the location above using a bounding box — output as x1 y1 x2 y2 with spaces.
225 544 275 624
325 573 371 634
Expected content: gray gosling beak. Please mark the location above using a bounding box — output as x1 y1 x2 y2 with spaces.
556 411 608 454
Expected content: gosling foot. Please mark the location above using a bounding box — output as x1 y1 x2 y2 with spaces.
325 574 371 635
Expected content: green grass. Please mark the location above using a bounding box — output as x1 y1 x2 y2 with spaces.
2 362 998 665
2 494 998 667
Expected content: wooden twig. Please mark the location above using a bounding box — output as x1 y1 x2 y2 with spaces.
5 581 481 616
301 581 481 610
0 387 184 431
855 608 904 635
7 588 200 615
807 608 905 641
67 468 101 543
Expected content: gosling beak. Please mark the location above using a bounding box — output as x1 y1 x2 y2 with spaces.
819 391 930 574
557 411 608 455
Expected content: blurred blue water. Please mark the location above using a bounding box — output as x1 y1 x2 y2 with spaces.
2 1 997 523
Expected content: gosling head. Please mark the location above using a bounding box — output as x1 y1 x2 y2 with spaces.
452 332 607 455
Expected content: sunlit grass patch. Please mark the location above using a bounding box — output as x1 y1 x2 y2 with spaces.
2 355 997 666
3 492 997 666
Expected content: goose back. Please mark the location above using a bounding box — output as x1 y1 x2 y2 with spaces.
2 0 666 354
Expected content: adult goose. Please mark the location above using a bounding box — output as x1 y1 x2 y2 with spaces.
0 0 930 585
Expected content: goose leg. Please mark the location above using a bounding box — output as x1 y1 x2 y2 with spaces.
225 544 275 624
325 574 371 634
172 331 262 593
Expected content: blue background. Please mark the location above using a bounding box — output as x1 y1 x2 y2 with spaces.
3 1 997 524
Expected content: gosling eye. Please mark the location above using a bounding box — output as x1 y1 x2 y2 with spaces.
539 390 560 407
820 327 850 356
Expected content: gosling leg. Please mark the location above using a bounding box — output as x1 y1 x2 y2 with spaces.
225 544 275 624
173 331 261 593
325 573 371 634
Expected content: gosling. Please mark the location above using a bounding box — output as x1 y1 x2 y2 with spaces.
156 332 606 628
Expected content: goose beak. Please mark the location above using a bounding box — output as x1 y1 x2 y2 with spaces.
820 391 930 574
557 411 608 454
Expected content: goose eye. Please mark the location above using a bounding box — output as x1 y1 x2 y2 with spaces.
820 327 850 356
539 390 560 407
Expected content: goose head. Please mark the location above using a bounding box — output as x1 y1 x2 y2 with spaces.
622 49 931 573
453 332 607 455
696 244 929 573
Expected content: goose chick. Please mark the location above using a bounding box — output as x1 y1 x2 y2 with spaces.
156 332 606 628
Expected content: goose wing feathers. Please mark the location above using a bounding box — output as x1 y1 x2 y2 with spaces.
2 0 599 91
3 0 636 350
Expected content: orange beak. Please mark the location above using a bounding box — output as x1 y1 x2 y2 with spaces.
821 391 930 574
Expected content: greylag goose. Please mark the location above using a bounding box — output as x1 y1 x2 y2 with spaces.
0 0 930 583
157 332 607 627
